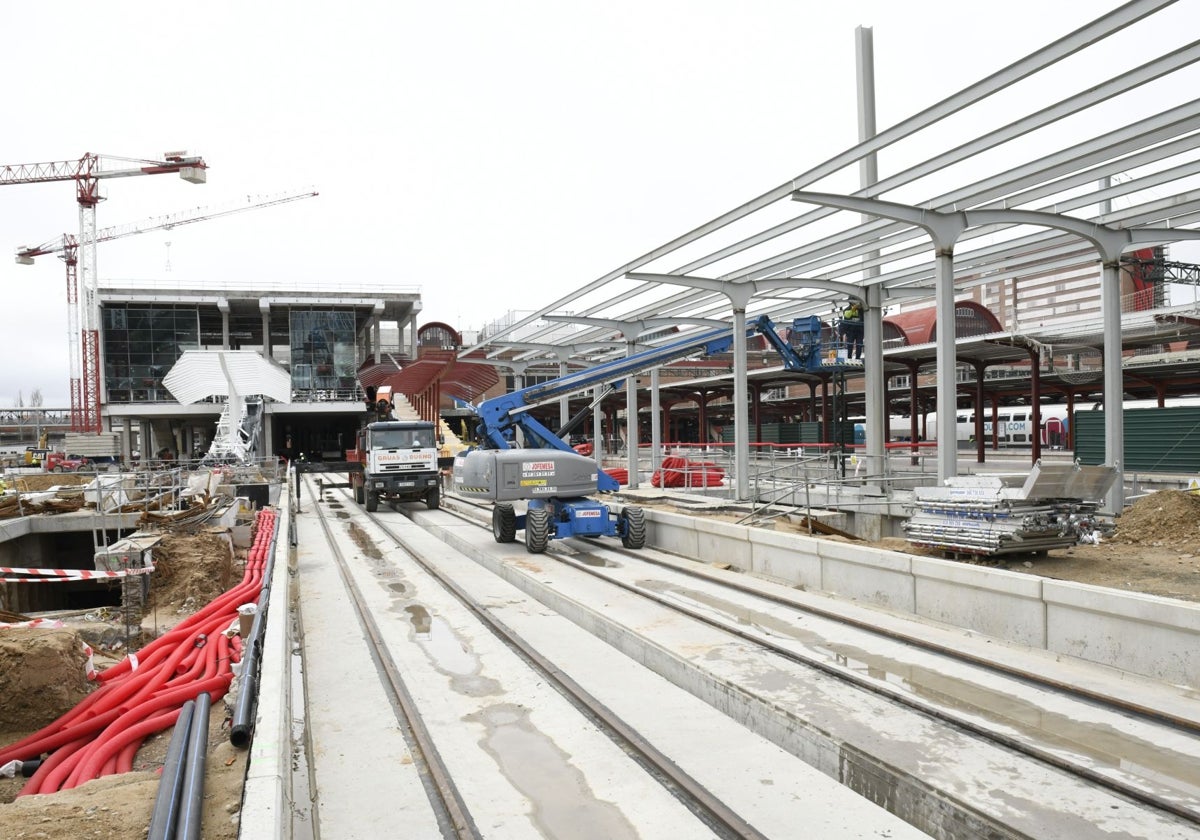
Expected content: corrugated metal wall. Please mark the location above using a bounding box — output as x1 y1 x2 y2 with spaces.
1075 406 1200 472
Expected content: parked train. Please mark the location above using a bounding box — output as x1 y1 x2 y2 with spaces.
850 397 1200 447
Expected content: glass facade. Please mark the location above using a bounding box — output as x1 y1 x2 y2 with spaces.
103 305 200 402
101 302 366 403
289 309 357 392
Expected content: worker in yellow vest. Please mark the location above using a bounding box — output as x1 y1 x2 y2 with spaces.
841 300 864 359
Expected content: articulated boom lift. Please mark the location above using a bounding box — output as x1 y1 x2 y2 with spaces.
457 314 819 553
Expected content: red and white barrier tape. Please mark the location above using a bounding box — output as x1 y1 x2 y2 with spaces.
0 565 154 583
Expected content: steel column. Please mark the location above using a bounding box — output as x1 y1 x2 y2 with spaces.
935 249 959 483
625 340 639 490
732 307 750 499
1101 259 1125 513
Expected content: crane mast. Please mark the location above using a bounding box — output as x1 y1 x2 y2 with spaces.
16 189 318 433
0 152 207 432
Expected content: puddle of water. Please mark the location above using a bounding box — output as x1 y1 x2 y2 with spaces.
347 522 383 559
574 553 619 568
335 511 349 519
404 608 503 697
388 581 409 594
405 604 433 639
466 703 639 840
636 577 1200 796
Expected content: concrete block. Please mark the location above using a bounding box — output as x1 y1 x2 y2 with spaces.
912 556 1046 647
817 540 914 611
693 516 750 568
748 527 822 589
1044 580 1200 686
643 509 698 559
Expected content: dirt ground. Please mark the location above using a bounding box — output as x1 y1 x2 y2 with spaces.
879 488 1200 603
0 530 244 839
650 488 1200 603
0 701 245 840
2 491 1199 839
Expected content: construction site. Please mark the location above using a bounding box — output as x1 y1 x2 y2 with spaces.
4 2 1200 838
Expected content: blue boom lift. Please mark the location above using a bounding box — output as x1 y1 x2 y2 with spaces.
455 314 834 552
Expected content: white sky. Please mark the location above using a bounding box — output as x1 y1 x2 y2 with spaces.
2 0 1195 406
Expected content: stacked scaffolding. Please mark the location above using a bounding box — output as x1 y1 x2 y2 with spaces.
903 463 1117 557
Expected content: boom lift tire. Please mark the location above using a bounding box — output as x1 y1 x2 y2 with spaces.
365 491 379 513
620 507 646 549
525 507 550 554
492 503 516 543
426 486 440 510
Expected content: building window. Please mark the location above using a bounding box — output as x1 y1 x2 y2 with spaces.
103 304 200 402
290 309 357 392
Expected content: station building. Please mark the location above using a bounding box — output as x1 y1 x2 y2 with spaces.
98 283 422 463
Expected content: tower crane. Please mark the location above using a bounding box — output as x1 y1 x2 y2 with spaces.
0 151 207 432
15 188 318 430
16 189 318 264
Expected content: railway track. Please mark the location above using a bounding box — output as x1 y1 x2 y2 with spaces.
292 474 1200 839
435 499 1200 819
294 474 913 838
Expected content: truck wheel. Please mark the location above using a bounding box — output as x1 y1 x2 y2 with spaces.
426 486 440 510
52 466 63 474
525 507 550 554
355 484 365 505
620 507 646 549
365 491 379 513
492 503 516 543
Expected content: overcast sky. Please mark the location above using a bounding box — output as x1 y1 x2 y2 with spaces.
2 1 1195 407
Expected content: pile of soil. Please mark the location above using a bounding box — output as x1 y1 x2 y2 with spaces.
0 702 244 839
1111 490 1200 548
8 474 92 493
147 532 236 612
0 628 90 732
0 529 248 836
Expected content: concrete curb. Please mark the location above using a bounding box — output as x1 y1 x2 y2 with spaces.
640 507 1200 687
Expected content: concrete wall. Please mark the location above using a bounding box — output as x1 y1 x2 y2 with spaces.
640 507 1200 687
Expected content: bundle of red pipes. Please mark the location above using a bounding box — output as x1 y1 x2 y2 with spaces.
603 467 628 485
651 456 725 488
0 507 277 795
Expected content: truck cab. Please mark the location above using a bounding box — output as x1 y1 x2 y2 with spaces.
350 420 441 512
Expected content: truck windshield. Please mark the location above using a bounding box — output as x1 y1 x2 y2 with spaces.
371 429 431 449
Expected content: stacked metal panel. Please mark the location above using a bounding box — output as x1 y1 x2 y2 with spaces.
903 463 1117 557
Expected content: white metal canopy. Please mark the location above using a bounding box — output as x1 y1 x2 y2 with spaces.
463 0 1200 510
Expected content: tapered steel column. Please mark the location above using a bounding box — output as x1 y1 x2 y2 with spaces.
935 249 958 483
650 368 662 475
625 340 639 489
733 307 750 498
1101 259 1125 513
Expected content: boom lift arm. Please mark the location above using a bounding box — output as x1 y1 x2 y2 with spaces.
471 314 814 494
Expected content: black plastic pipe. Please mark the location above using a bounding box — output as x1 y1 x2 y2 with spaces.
230 506 282 748
177 691 211 840
147 699 195 840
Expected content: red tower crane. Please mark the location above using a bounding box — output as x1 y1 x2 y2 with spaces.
16 188 318 426
0 152 207 431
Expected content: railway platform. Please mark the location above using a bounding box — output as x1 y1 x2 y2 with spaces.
237 472 1200 839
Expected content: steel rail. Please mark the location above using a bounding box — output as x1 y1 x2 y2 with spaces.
446 494 1200 733
333 481 769 840
304 476 479 840
437 494 1200 827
